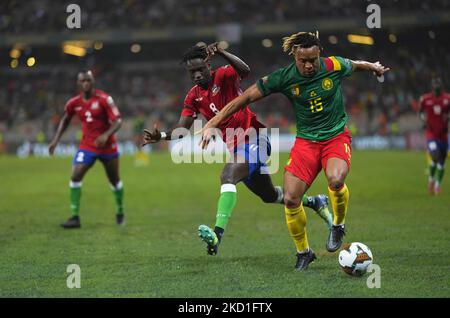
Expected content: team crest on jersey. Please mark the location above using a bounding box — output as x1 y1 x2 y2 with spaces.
444 99 449 105
91 101 99 110
211 84 220 96
322 78 333 90
290 84 301 97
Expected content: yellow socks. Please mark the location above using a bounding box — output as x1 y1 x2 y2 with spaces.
328 184 349 225
284 204 309 253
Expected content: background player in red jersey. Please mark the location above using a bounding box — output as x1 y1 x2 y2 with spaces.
419 77 450 195
142 43 331 256
48 70 125 228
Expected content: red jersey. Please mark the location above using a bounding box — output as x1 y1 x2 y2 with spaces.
182 65 264 148
65 89 121 154
419 92 450 142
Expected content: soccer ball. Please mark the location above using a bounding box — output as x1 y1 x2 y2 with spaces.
338 242 373 276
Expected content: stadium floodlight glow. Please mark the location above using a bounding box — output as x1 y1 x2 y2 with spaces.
131 43 141 53
10 59 18 68
328 35 338 44
347 34 374 45
428 30 436 39
389 34 397 43
262 39 273 48
26 57 36 67
63 44 87 57
94 42 103 50
10 49 21 59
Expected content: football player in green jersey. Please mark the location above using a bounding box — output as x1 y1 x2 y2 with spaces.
197 31 390 270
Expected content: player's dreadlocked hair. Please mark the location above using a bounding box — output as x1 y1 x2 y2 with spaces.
180 45 208 65
282 31 322 55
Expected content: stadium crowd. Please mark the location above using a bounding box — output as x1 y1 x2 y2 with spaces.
1 0 450 34
1 35 448 142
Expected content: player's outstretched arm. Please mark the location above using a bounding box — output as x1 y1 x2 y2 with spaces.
205 42 250 79
197 83 264 149
351 60 390 77
142 116 194 147
48 112 72 155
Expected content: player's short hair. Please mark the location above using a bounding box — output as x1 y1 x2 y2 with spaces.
78 69 94 78
180 45 208 65
282 31 322 55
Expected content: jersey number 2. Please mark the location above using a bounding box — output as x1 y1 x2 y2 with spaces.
85 111 93 122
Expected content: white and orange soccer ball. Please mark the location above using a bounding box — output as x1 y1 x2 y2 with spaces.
338 242 373 276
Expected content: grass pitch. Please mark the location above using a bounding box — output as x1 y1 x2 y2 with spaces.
0 151 449 297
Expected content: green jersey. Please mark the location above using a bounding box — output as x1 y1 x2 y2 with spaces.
256 56 353 141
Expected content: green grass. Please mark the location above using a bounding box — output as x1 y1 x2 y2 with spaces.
0 151 449 297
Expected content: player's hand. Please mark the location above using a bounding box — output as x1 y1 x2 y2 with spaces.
142 124 161 146
48 141 57 155
195 120 219 150
371 61 390 77
204 42 220 61
95 134 109 147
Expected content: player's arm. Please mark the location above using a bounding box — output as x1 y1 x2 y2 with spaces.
95 96 122 147
205 42 250 79
95 118 122 147
351 60 390 77
142 116 195 146
48 112 73 155
197 84 264 149
418 96 427 128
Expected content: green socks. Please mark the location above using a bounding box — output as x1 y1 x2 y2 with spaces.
429 162 437 180
435 164 445 185
111 181 124 215
215 184 237 230
69 180 124 217
69 181 82 217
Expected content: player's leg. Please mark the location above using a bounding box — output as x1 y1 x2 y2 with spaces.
433 141 448 195
284 171 316 271
325 157 349 252
62 150 94 228
100 155 124 225
322 129 352 252
243 172 281 203
283 137 321 270
244 172 332 229
427 140 441 194
198 161 249 256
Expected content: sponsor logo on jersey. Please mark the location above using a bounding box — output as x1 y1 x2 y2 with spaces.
106 96 115 107
290 84 301 97
75 107 82 111
195 97 203 102
444 99 449 105
211 84 220 96
91 101 99 110
322 78 333 90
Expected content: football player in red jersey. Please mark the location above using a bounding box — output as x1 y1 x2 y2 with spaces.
419 77 450 195
48 70 125 228
142 43 332 256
